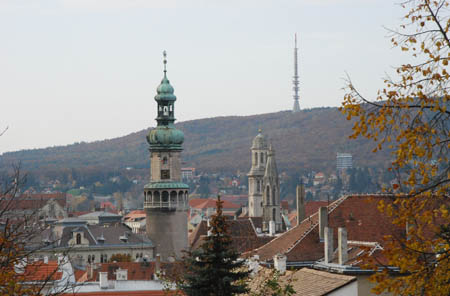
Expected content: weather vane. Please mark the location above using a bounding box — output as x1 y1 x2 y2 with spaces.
163 50 167 73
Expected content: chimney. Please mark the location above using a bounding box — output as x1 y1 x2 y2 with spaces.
154 253 161 280
269 220 276 236
115 268 128 281
99 272 108 289
319 207 328 240
324 227 333 263
273 253 287 274
338 227 348 265
88 263 93 279
296 184 305 225
248 255 260 277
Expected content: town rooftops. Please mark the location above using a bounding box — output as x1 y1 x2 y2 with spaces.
245 194 402 264
245 268 356 296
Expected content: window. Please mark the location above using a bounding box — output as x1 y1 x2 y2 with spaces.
254 152 258 165
260 152 264 164
272 187 276 205
273 208 276 221
266 186 271 204
76 233 81 245
162 157 168 165
163 106 169 116
161 170 170 179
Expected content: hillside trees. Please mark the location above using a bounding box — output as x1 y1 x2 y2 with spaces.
341 0 450 294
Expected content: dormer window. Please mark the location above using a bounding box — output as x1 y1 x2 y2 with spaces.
76 233 81 245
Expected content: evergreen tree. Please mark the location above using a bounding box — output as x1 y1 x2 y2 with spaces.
180 195 249 296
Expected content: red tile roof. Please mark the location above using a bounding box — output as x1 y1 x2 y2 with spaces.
87 262 156 282
248 195 402 263
62 292 173 296
189 198 240 210
289 201 329 225
23 260 62 281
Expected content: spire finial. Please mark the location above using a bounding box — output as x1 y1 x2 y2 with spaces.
163 50 167 74
258 128 262 134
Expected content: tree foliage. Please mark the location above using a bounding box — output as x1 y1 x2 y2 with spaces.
341 1 450 294
180 195 249 296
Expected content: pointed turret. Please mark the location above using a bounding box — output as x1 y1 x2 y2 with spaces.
262 144 282 233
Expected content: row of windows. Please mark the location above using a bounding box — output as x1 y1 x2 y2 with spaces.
144 190 189 203
254 151 266 166
265 185 278 205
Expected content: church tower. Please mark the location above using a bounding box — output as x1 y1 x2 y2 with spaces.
247 130 268 217
144 52 189 261
262 145 282 233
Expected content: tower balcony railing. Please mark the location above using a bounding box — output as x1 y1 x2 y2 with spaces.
144 201 188 210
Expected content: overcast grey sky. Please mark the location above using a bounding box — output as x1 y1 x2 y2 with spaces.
0 0 407 154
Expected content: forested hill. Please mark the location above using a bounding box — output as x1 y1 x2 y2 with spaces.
0 108 391 174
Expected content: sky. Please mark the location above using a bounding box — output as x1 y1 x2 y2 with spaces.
0 0 409 154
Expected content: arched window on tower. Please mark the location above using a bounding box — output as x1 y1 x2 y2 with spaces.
272 187 276 205
163 106 169 116
272 208 276 221
254 152 258 166
162 191 169 202
266 185 271 205
260 152 264 164
256 180 260 193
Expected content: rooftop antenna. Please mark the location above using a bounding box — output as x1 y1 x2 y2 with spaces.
292 33 301 113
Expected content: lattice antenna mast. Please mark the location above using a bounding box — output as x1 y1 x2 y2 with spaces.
292 33 301 112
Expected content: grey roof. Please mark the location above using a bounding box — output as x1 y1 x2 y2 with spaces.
78 211 122 219
33 222 153 251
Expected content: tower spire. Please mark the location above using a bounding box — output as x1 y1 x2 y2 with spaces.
292 33 301 113
163 50 167 74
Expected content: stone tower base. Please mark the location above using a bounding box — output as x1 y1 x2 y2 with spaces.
146 208 188 262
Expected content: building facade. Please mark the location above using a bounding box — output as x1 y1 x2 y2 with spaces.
336 153 353 170
143 52 189 261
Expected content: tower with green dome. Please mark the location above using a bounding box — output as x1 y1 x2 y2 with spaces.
144 51 189 261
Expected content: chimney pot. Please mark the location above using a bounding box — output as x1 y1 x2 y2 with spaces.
338 227 348 265
296 184 305 225
324 227 333 263
269 221 276 236
319 207 328 240
99 272 108 289
273 253 287 274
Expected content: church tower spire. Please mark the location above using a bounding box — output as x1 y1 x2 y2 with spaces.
292 33 301 113
144 52 189 262
262 144 282 233
247 129 268 217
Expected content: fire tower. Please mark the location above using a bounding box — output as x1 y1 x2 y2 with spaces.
144 51 189 262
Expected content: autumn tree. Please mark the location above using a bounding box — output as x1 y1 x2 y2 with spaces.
0 162 72 295
180 195 249 296
341 0 450 295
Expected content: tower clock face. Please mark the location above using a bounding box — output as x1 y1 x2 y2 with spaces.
161 169 170 180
